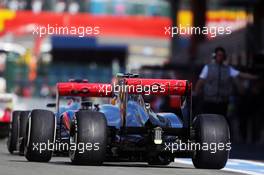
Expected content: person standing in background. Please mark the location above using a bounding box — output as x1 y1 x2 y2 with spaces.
194 46 258 117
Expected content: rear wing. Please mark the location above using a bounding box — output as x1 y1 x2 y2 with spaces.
56 78 191 97
56 82 112 113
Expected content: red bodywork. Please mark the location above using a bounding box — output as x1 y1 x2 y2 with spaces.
0 108 11 123
57 78 190 97
0 108 11 137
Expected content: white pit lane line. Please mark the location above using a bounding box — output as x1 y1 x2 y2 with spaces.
174 158 264 175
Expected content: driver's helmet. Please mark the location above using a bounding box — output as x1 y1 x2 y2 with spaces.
65 96 81 110
66 96 80 104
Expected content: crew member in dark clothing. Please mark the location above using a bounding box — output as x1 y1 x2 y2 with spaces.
195 47 257 117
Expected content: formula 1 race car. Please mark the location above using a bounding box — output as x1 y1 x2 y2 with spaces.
21 74 230 169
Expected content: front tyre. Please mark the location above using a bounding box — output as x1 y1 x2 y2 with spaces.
70 111 107 165
192 114 230 169
25 109 55 162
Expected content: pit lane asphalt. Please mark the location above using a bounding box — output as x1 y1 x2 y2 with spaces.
0 139 242 175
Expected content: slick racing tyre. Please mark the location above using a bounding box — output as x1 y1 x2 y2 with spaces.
192 114 230 169
70 111 107 165
18 111 30 155
25 109 55 162
7 111 20 154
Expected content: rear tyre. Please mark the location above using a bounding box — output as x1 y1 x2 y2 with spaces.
7 111 20 154
192 114 230 169
25 109 55 162
70 111 107 165
18 111 30 155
